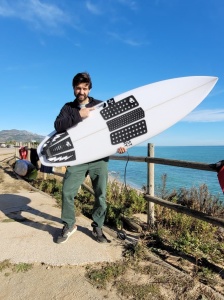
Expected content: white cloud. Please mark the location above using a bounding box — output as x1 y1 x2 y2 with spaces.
85 0 102 15
0 0 72 31
117 0 138 11
107 31 148 46
183 109 224 122
0 0 14 16
85 0 138 15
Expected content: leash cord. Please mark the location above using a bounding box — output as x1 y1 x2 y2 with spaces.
123 150 129 191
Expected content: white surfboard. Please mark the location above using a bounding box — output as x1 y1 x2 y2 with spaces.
37 76 218 167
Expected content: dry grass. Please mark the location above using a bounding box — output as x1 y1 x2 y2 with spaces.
0 260 33 274
86 242 223 299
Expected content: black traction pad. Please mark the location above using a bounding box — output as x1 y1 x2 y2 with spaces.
45 137 74 158
100 95 139 120
106 107 145 132
47 150 76 163
110 120 147 145
42 131 69 155
41 131 76 162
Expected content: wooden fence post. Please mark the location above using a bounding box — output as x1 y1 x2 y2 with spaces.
15 142 22 159
15 142 19 158
147 143 155 226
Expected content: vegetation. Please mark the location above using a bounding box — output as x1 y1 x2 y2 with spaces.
31 175 224 261
147 175 224 265
0 260 32 274
1 146 224 299
86 242 222 299
5 166 224 298
32 178 63 204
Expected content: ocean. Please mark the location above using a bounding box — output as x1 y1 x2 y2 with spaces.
108 145 224 197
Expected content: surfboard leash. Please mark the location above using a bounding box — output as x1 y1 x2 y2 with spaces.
116 150 130 241
123 149 130 190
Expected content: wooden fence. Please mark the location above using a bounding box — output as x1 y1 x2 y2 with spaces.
110 144 224 228
13 142 224 228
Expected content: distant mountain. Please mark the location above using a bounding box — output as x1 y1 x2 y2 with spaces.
0 129 45 143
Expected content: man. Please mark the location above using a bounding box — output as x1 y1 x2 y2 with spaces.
55 72 126 244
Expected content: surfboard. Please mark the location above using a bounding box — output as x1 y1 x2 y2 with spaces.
37 76 218 167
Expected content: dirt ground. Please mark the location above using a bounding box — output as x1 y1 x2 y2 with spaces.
0 148 224 300
0 149 122 300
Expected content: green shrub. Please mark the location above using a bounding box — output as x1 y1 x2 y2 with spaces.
30 174 224 265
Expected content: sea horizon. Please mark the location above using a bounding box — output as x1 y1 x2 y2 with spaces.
108 145 224 198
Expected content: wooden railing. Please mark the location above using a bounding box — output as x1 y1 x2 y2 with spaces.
12 142 224 228
110 144 224 228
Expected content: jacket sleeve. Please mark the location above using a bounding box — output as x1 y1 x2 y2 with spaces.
54 103 82 133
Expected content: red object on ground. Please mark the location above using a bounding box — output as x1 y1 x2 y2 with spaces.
217 165 224 194
19 146 28 160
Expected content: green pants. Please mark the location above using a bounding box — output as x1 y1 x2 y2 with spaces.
61 158 108 229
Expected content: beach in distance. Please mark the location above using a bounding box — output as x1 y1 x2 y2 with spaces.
108 145 224 197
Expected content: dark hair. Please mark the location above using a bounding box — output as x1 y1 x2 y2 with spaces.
72 72 92 89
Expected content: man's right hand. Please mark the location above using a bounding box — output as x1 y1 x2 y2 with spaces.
79 107 95 119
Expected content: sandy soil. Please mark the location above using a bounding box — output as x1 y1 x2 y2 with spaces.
0 148 223 300
0 149 121 300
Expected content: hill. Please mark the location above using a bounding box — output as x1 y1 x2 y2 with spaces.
0 129 44 143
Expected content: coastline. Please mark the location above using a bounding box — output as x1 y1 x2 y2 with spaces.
108 145 224 196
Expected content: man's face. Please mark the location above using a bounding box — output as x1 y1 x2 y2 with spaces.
74 83 90 103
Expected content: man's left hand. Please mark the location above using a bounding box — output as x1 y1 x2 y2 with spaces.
117 147 127 154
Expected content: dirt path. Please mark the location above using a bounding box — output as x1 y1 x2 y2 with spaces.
0 149 121 300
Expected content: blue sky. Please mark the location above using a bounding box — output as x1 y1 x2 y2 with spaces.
0 0 224 146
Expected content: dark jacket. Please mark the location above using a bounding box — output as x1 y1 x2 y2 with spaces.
54 97 102 133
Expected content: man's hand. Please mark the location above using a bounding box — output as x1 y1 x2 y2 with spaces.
79 107 95 119
117 147 127 154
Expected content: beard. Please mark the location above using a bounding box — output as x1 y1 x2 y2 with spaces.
76 93 88 102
